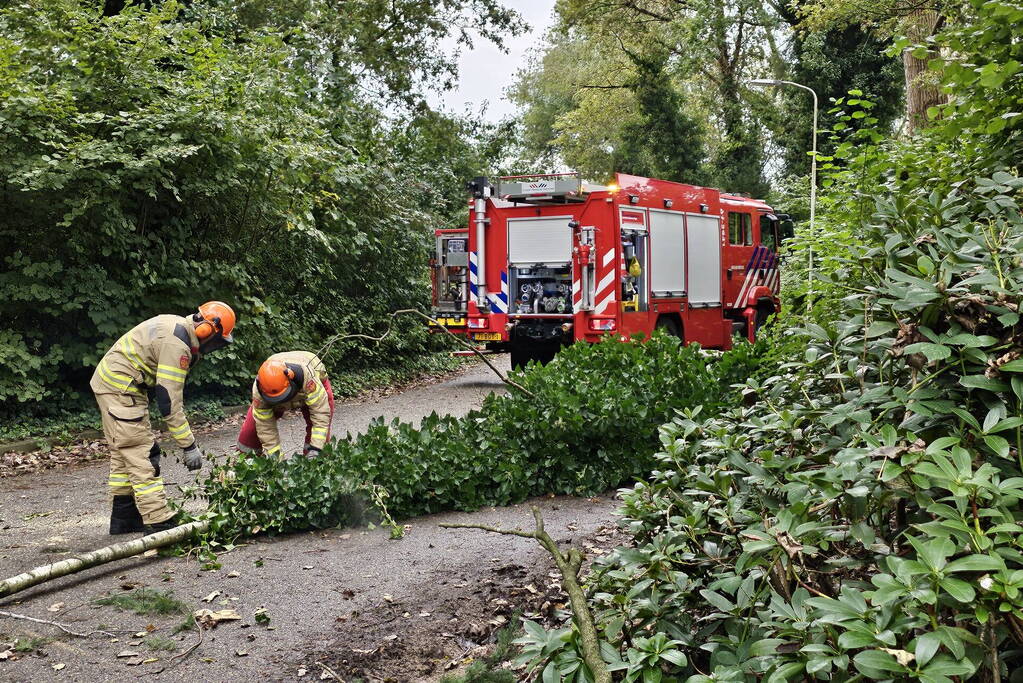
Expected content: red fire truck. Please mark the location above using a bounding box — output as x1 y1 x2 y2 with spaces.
462 172 788 368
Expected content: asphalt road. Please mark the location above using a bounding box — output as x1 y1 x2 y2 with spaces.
0 357 622 682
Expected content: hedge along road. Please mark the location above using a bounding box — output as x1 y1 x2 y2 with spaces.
0 356 620 681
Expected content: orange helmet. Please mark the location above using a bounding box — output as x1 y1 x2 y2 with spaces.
257 359 301 405
194 301 235 353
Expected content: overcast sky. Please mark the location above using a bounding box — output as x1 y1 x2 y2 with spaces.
427 0 558 122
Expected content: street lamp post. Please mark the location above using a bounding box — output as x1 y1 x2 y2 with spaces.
748 78 818 308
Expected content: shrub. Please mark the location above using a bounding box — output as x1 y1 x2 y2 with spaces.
193 334 766 541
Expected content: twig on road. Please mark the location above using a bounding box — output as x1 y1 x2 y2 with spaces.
0 609 117 638
317 660 342 680
168 614 203 666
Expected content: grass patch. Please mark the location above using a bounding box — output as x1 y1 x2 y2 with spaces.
145 635 178 651
94 589 190 617
13 635 50 652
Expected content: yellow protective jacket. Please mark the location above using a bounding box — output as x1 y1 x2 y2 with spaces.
250 351 330 457
90 315 198 449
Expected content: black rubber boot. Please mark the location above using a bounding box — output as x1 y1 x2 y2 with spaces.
143 514 182 535
109 496 145 535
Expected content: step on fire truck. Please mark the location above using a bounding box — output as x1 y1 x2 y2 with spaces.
429 228 470 334
461 172 790 368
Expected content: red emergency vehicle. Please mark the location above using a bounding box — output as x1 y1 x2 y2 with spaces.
463 172 787 368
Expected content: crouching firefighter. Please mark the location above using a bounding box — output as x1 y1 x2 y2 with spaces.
236 351 334 458
90 302 236 534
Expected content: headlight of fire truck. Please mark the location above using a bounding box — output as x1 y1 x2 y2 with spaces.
588 318 616 331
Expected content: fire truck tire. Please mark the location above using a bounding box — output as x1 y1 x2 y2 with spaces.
752 303 773 339
654 315 683 339
510 344 534 370
533 344 560 366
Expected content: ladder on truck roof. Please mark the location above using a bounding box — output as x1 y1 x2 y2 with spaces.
496 173 592 204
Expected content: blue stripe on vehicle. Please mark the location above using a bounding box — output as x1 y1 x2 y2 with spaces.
746 246 763 273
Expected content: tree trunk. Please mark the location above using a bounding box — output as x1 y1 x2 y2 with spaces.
903 8 944 134
0 520 208 600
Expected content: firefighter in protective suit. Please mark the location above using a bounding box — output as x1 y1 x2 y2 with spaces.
91 302 236 534
236 351 334 458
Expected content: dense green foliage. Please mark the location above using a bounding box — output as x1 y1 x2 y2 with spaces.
193 335 764 541
0 0 514 412
513 2 1023 680
511 0 903 197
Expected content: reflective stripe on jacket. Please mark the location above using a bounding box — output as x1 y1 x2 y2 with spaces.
250 351 330 455
90 315 199 448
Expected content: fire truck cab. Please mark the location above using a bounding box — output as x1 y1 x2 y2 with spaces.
463 172 784 368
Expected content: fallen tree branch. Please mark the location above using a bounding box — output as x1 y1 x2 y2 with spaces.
440 506 611 683
316 308 536 398
0 609 117 638
0 520 208 601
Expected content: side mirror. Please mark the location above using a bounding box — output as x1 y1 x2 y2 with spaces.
779 219 795 242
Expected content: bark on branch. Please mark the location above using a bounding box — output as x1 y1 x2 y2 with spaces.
441 506 611 683
0 521 208 601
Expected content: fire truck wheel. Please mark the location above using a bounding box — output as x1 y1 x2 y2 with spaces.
510 344 534 370
753 304 773 338
654 316 683 339
533 344 560 366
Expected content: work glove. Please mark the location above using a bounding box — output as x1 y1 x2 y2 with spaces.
149 443 161 477
182 444 204 471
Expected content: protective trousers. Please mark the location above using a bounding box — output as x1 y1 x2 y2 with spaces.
95 392 174 525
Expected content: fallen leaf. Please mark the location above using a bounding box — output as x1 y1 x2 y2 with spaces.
320 671 334 680
0 650 12 661
227 571 240 578
128 640 142 646
881 648 915 667
201 591 220 603
47 602 65 612
193 609 241 629
382 594 393 602
134 632 148 638
142 658 158 664
298 668 307 677
235 650 248 657
116 650 141 658
384 634 397 641
302 565 313 570
418 612 431 618
52 663 66 671
524 584 539 594
489 615 508 626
